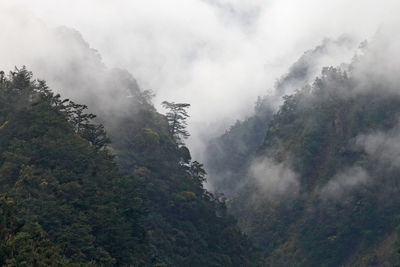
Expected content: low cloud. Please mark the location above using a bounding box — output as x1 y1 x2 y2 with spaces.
355 125 400 169
249 157 299 199
319 166 369 201
5 0 396 160
2 1 400 166
351 26 400 96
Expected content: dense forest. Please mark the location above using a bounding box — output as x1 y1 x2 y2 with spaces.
2 13 400 266
0 68 259 266
207 34 400 266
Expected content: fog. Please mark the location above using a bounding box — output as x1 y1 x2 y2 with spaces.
2 0 400 161
249 156 299 199
319 166 369 201
356 124 400 170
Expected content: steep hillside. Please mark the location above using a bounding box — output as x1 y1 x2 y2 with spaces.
220 35 400 266
0 68 260 266
205 37 357 197
104 81 261 266
0 68 149 265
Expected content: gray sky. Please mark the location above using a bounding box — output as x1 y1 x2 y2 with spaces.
2 0 400 159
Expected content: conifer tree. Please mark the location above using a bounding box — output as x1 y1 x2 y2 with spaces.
161 101 190 144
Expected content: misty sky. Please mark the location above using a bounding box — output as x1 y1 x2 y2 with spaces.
2 0 400 159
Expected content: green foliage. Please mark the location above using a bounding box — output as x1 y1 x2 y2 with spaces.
109 96 261 266
229 66 400 266
0 67 148 265
0 67 260 266
0 195 75 266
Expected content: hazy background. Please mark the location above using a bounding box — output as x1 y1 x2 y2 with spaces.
1 0 400 160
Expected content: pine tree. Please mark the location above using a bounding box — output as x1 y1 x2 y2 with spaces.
161 101 190 144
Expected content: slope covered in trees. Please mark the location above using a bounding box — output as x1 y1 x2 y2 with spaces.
205 37 357 197
0 68 260 266
104 75 260 266
0 68 149 265
219 35 400 266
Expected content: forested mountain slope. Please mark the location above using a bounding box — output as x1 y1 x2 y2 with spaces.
224 35 400 266
0 68 260 266
205 37 357 197
0 69 147 265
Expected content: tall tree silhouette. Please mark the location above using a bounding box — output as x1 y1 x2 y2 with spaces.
162 101 190 144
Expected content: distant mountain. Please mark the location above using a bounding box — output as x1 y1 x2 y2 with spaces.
218 31 400 266
205 36 358 197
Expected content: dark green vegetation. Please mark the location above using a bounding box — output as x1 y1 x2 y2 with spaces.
0 68 259 266
217 45 400 265
204 37 354 197
2 30 399 266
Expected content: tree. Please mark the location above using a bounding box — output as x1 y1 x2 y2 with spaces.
66 101 110 150
66 101 96 134
161 101 190 144
188 161 206 185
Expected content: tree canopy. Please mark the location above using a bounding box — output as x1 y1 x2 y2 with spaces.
0 67 260 266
